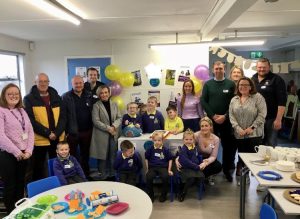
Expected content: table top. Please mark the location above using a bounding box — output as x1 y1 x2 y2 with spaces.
268 188 300 215
239 153 300 187
30 181 152 219
118 133 183 142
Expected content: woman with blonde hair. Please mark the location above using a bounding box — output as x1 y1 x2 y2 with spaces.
229 65 244 84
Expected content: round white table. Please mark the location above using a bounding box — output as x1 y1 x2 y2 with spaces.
30 181 152 219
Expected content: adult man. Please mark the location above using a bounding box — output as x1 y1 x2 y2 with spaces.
84 67 105 103
24 73 66 180
62 75 93 177
200 61 236 182
252 58 287 146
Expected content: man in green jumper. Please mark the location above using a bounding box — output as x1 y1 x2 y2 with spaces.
200 61 236 182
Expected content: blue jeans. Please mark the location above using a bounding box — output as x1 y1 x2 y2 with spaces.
263 118 278 146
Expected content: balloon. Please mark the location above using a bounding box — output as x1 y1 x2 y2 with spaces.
194 64 210 81
191 77 202 94
149 78 160 87
111 96 125 111
105 65 121 80
118 72 134 87
108 81 122 96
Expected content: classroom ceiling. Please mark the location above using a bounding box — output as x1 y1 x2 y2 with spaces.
0 0 300 50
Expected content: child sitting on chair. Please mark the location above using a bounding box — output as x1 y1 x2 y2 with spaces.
122 102 143 137
53 141 87 185
164 105 184 135
177 129 204 202
114 140 143 186
145 132 173 202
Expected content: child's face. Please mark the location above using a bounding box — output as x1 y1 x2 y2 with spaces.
123 148 134 158
128 104 138 115
147 99 157 111
200 121 212 134
167 109 177 120
153 135 163 147
140 106 147 115
183 134 194 147
57 144 70 158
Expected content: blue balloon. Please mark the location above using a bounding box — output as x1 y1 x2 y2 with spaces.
149 78 160 87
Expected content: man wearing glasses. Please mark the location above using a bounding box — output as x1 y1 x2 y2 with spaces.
24 73 66 180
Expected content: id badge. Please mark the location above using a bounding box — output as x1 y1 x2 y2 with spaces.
64 164 71 168
261 86 266 89
22 133 28 140
223 89 229 93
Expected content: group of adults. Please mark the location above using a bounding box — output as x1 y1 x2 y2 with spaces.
0 58 287 214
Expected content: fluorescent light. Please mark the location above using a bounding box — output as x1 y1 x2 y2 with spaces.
56 0 88 19
25 0 81 25
150 40 265 50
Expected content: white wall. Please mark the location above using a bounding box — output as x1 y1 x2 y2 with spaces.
29 38 209 116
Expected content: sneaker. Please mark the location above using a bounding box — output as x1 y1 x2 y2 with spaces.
256 184 267 192
208 175 215 186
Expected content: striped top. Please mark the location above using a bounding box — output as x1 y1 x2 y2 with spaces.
229 93 267 139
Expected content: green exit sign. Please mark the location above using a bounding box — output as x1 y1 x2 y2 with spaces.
250 51 263 59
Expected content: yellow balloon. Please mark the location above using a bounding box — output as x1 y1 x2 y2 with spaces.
111 96 125 111
105 65 121 80
191 77 202 94
118 72 134 87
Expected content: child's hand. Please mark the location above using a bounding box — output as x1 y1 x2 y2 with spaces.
168 170 173 176
125 120 129 125
175 157 182 171
199 163 206 170
135 124 140 128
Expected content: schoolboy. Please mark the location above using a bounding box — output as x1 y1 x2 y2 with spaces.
113 140 143 185
142 96 164 133
145 132 173 202
164 105 184 135
53 141 87 185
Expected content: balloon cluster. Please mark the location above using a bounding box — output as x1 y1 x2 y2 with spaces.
191 64 210 96
105 65 135 111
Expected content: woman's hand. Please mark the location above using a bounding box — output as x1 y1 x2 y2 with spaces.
175 157 182 171
199 162 206 170
22 152 31 160
245 127 254 135
16 153 23 161
168 170 173 176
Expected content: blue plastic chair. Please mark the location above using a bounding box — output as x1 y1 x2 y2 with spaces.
27 176 61 198
260 203 277 219
47 158 55 176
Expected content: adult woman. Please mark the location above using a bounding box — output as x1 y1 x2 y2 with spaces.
177 79 203 132
229 65 244 84
176 117 222 185
0 83 34 214
229 77 267 185
90 85 121 180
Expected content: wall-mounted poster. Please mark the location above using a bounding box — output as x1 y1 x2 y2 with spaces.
148 90 160 107
178 66 191 82
76 67 87 77
131 92 143 104
132 70 142 86
165 69 175 86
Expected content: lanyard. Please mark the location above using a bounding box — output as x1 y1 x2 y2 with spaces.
10 109 26 131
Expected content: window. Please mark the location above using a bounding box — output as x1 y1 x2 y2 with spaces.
0 52 25 95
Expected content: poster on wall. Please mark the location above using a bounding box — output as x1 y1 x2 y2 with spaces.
76 67 87 77
132 70 142 86
131 92 143 105
178 66 191 82
165 69 176 86
148 90 160 107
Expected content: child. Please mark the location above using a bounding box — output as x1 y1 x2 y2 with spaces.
164 105 184 135
138 103 147 116
53 141 87 185
122 102 143 137
113 140 143 186
145 132 173 202
178 129 204 202
142 96 164 133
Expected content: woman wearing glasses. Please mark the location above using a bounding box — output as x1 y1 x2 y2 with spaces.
229 77 267 185
0 83 34 214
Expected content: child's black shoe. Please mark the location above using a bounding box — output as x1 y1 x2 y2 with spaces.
159 194 167 202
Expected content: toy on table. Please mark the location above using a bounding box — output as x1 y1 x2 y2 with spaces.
84 205 107 219
86 190 118 207
65 190 86 214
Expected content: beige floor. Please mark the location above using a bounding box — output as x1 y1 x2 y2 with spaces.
150 174 300 219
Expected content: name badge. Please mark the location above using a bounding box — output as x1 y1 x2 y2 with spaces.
64 164 71 169
149 116 154 119
209 143 215 149
261 86 266 89
22 133 28 140
223 89 229 93
93 95 98 99
154 153 161 157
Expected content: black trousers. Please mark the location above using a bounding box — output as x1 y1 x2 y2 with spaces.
119 171 137 186
146 167 169 196
0 151 28 214
236 137 262 166
32 140 57 181
202 159 222 178
67 129 92 176
213 119 235 174
66 175 86 185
